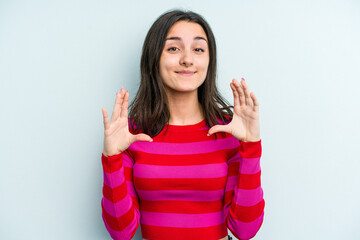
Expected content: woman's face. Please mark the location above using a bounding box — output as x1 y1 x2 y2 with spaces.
159 21 210 94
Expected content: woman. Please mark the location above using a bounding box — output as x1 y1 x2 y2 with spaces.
101 10 264 240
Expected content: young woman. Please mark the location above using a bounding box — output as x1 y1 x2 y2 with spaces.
101 10 264 240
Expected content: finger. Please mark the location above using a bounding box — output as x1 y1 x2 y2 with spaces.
132 133 153 143
233 78 245 106
241 78 253 107
207 124 231 136
250 92 260 112
230 82 240 107
120 90 129 119
110 89 124 122
102 108 110 130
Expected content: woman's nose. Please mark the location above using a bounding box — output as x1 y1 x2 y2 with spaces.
179 50 194 67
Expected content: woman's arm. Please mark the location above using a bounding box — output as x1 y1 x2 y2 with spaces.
101 151 140 240
101 88 152 239
208 78 264 238
224 140 264 240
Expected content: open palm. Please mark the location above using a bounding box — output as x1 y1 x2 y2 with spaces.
102 88 152 157
208 78 260 142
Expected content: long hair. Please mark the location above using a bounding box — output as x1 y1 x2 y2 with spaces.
129 9 233 137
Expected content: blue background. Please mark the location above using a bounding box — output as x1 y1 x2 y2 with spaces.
1 0 359 239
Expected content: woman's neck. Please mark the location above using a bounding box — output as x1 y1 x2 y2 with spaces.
166 90 204 125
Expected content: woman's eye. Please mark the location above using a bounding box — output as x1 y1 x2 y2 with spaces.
194 48 205 53
167 47 179 52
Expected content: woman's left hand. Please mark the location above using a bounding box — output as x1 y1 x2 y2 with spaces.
208 78 261 142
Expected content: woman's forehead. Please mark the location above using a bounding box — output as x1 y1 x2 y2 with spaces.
166 21 208 41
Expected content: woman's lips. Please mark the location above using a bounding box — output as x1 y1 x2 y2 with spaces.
176 71 196 76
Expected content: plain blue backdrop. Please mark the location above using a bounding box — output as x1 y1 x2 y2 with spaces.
1 0 360 239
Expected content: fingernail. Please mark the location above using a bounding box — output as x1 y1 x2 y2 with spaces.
207 133 210 136
242 78 245 81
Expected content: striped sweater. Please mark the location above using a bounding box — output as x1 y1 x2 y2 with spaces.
101 120 264 240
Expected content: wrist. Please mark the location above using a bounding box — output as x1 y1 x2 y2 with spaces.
102 150 121 157
241 137 261 142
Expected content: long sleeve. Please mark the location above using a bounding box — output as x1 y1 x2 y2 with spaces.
101 151 140 240
224 140 264 240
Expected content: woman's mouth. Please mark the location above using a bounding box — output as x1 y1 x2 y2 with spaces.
176 71 196 76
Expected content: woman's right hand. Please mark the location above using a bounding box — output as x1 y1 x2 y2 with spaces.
101 88 153 157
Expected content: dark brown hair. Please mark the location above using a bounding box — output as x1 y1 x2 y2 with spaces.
129 9 233 137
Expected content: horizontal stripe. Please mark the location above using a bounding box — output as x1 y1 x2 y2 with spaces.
133 163 228 179
234 187 264 207
239 140 262 158
132 148 238 166
228 157 261 176
103 181 127 203
102 214 138 240
237 171 261 190
102 203 135 231
102 181 138 205
224 189 264 220
229 199 265 222
227 212 264 240
240 157 261 174
154 129 215 143
154 128 233 143
101 196 133 218
136 189 224 201
128 138 239 155
103 169 125 188
141 223 228 240
140 199 223 214
226 173 262 192
140 210 225 228
101 153 123 173
134 176 227 191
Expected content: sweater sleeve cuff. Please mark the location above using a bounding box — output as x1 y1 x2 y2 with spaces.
239 139 262 158
101 152 123 173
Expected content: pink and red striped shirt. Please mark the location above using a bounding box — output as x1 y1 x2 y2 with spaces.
101 120 264 240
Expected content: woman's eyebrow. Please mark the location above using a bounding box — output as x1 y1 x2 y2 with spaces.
165 36 208 43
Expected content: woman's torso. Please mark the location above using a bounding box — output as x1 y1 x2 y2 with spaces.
129 121 238 240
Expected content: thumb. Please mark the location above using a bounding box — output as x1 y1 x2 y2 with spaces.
132 133 153 143
208 124 231 136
